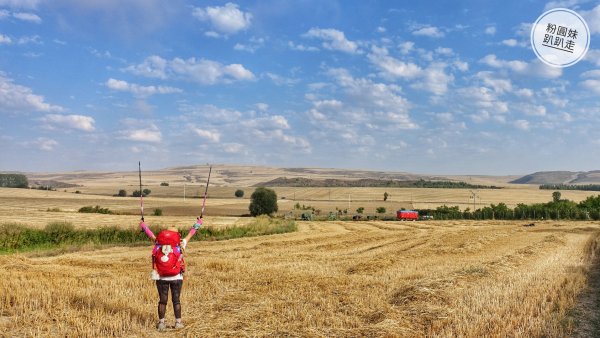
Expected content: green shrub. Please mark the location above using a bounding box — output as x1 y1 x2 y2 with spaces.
154 208 163 216
235 189 244 198
78 205 112 214
0 174 28 188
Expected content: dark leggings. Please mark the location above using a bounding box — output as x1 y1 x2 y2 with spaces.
156 279 183 319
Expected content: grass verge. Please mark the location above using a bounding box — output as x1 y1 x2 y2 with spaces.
0 216 297 254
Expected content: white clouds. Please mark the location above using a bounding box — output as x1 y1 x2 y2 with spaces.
502 39 518 47
516 103 546 117
544 0 587 11
118 122 162 143
242 115 290 130
475 71 512 94
584 49 600 66
515 88 534 98
0 73 63 114
222 63 254 81
412 25 444 38
479 54 562 78
29 137 58 151
328 68 412 116
41 114 95 131
123 55 168 79
222 143 243 153
368 46 453 95
264 72 299 86
12 12 41 23
514 119 530 131
410 62 454 95
453 60 469 72
193 128 221 142
255 103 268 112
234 37 265 53
580 70 600 94
485 26 496 35
435 47 453 55
124 56 255 84
288 41 319 52
368 46 421 79
106 78 181 97
193 2 252 36
176 104 310 155
579 4 600 34
303 28 360 54
17 35 41 45
0 34 11 44
0 0 39 9
169 57 254 84
435 112 453 123
457 86 508 115
307 68 417 132
399 41 414 54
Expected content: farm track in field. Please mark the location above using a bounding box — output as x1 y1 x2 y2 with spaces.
2 219 600 337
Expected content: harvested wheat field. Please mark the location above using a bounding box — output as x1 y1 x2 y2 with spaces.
1 219 599 337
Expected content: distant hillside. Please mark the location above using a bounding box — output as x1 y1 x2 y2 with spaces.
258 177 503 189
511 171 600 185
21 164 516 188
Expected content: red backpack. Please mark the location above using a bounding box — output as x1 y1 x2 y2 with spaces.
152 230 184 277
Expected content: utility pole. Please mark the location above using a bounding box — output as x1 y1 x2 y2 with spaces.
469 190 479 211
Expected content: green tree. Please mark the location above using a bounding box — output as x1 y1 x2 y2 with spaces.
249 187 278 216
0 174 28 188
384 192 389 201
552 191 561 203
117 189 127 197
356 207 364 214
376 207 386 214
143 188 151 196
235 189 245 198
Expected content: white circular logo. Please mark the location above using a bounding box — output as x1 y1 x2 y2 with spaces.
530 8 590 67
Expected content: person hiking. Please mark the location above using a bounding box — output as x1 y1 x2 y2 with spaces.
140 217 203 331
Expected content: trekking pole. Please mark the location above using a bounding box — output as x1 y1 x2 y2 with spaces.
139 161 144 222
200 166 212 218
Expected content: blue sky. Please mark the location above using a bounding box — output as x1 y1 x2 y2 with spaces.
1 0 600 175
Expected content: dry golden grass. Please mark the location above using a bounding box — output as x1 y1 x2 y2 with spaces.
3 169 600 336
1 219 599 337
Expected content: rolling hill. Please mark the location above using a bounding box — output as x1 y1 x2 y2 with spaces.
510 171 600 185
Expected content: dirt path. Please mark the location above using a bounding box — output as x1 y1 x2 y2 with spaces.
571 260 600 337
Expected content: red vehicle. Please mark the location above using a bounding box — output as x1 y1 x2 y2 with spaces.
397 210 418 221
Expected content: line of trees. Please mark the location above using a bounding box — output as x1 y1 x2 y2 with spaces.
0 174 28 188
261 177 502 189
540 183 600 191
420 193 600 220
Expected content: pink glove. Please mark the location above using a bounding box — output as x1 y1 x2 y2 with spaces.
193 217 203 230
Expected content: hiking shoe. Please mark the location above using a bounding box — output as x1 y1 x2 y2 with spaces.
175 322 184 329
156 321 166 331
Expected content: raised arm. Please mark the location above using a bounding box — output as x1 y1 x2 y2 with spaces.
140 221 156 241
183 217 202 244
